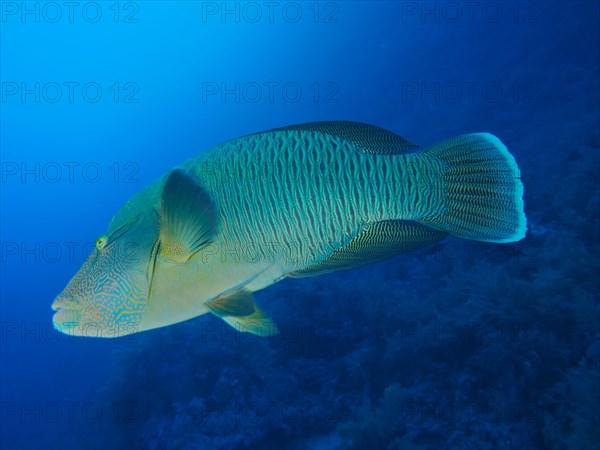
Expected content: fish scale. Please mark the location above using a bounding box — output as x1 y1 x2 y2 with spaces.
183 130 422 273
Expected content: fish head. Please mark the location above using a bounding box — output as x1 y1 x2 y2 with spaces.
52 213 158 338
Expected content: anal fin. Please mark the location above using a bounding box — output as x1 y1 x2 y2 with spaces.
289 220 448 278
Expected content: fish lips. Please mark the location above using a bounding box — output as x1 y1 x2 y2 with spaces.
51 294 80 312
51 296 83 334
52 307 82 334
51 298 113 337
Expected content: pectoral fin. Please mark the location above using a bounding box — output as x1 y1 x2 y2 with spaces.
159 169 218 263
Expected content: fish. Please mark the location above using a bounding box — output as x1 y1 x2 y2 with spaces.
51 121 526 338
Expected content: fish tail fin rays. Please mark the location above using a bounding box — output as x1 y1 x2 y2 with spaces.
419 133 527 243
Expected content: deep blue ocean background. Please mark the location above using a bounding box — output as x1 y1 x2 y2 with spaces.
1 1 599 449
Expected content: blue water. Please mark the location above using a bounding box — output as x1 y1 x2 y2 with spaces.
1 2 598 449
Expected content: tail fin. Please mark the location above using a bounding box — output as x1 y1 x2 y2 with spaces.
420 133 526 243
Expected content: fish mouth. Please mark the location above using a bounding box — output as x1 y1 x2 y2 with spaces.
51 296 80 312
52 307 82 333
52 295 83 334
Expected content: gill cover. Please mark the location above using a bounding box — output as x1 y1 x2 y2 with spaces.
147 169 219 299
147 169 279 337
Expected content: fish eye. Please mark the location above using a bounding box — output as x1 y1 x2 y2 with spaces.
96 235 108 250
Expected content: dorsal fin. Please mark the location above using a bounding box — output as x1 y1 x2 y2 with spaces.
261 121 418 155
289 221 448 278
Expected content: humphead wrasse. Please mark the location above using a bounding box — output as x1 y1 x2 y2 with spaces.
52 122 526 338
